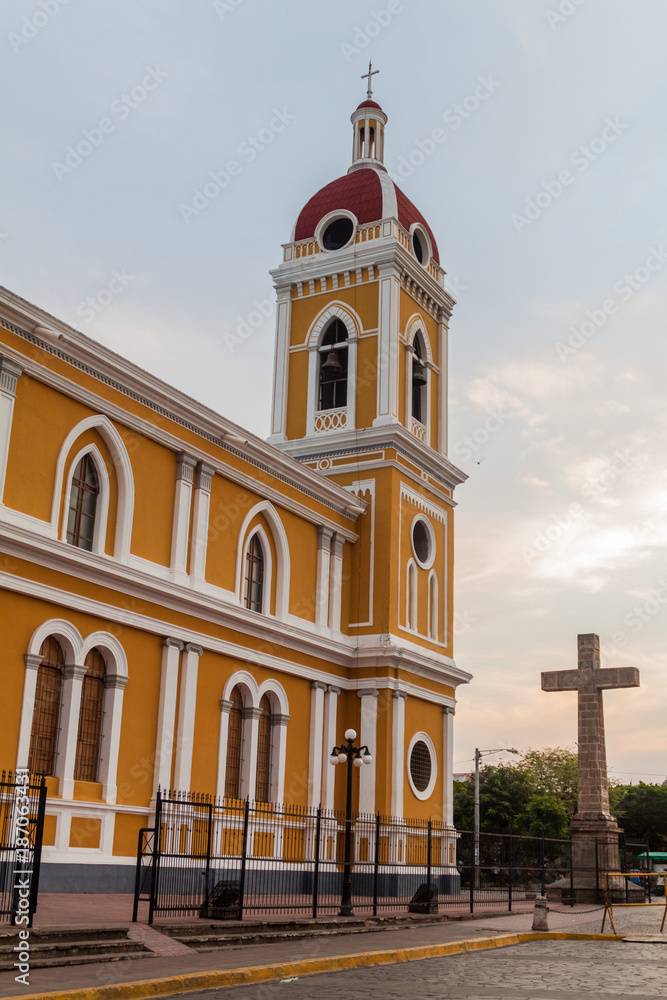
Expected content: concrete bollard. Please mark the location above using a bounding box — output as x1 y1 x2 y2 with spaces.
532 898 549 931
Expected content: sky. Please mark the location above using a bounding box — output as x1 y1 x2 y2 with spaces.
1 0 666 787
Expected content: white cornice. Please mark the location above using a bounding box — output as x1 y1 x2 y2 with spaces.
273 226 454 315
0 290 366 522
0 564 471 691
275 423 467 492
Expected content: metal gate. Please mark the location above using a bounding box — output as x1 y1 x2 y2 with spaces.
0 770 47 926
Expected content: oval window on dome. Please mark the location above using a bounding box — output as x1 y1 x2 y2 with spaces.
321 217 354 251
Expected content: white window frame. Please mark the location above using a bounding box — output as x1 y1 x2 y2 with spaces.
407 731 438 802
305 303 360 437
235 501 290 620
217 671 289 808
404 319 432 446
62 445 109 555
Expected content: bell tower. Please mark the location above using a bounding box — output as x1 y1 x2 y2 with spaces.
268 77 469 826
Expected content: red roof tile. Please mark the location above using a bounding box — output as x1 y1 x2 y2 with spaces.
294 167 440 264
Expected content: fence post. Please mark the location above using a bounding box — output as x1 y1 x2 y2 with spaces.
149 788 162 926
595 837 600 900
469 832 474 914
238 799 250 918
372 813 380 917
507 828 512 913
204 800 213 907
312 806 321 920
427 819 432 905
569 834 574 907
28 777 47 926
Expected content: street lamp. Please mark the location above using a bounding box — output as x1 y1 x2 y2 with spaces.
474 747 519 887
330 728 372 916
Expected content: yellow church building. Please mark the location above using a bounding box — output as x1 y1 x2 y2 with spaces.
0 87 470 892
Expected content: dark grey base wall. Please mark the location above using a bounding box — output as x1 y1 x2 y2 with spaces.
39 863 137 893
38 864 461 897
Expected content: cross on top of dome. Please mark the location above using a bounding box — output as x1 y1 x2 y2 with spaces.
361 61 379 101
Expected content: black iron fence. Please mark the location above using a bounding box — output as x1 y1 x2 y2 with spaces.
132 790 649 923
0 770 47 926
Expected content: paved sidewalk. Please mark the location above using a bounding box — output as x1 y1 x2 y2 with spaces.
176 936 667 1000
2 903 665 998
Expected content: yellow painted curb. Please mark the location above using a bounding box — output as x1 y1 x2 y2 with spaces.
15 930 625 1000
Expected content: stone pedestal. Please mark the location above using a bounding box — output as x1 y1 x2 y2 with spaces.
546 816 642 904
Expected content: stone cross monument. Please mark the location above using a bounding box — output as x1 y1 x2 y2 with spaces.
541 633 640 901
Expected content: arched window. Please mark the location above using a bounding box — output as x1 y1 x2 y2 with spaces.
255 695 273 803
66 454 99 551
318 320 348 411
28 637 63 776
411 334 427 425
74 648 106 782
244 533 265 612
224 687 244 799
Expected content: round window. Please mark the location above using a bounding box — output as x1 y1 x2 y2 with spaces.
321 217 354 250
412 519 431 566
410 740 432 793
412 230 425 263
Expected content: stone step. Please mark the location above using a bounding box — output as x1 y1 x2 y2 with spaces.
0 927 148 970
0 948 151 972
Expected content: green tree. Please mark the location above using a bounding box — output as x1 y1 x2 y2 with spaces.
524 794 569 838
453 764 533 833
615 783 667 847
516 747 578 815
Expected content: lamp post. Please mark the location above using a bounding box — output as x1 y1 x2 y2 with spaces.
330 728 372 916
474 747 519 888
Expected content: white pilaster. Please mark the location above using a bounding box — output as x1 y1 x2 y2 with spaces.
316 527 333 627
320 685 340 810
190 463 215 585
443 705 455 826
98 675 128 804
59 663 87 799
272 712 290 805
391 690 407 818
373 266 400 427
308 681 327 808
328 533 344 633
438 314 449 454
170 453 196 582
216 698 232 799
173 643 204 792
241 706 262 801
17 654 42 770
358 688 379 815
269 285 293 441
153 637 183 798
305 346 318 437
0 356 23 503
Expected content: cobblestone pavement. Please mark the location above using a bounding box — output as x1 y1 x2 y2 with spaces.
161 938 667 999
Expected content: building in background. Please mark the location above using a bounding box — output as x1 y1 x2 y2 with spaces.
0 86 469 892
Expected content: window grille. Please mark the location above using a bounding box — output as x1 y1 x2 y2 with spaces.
66 453 99 551
255 695 273 803
28 637 64 776
224 687 244 799
244 534 264 612
318 319 348 411
409 740 432 793
74 647 106 782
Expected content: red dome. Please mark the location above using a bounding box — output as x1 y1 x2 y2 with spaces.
356 99 383 111
294 167 439 263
